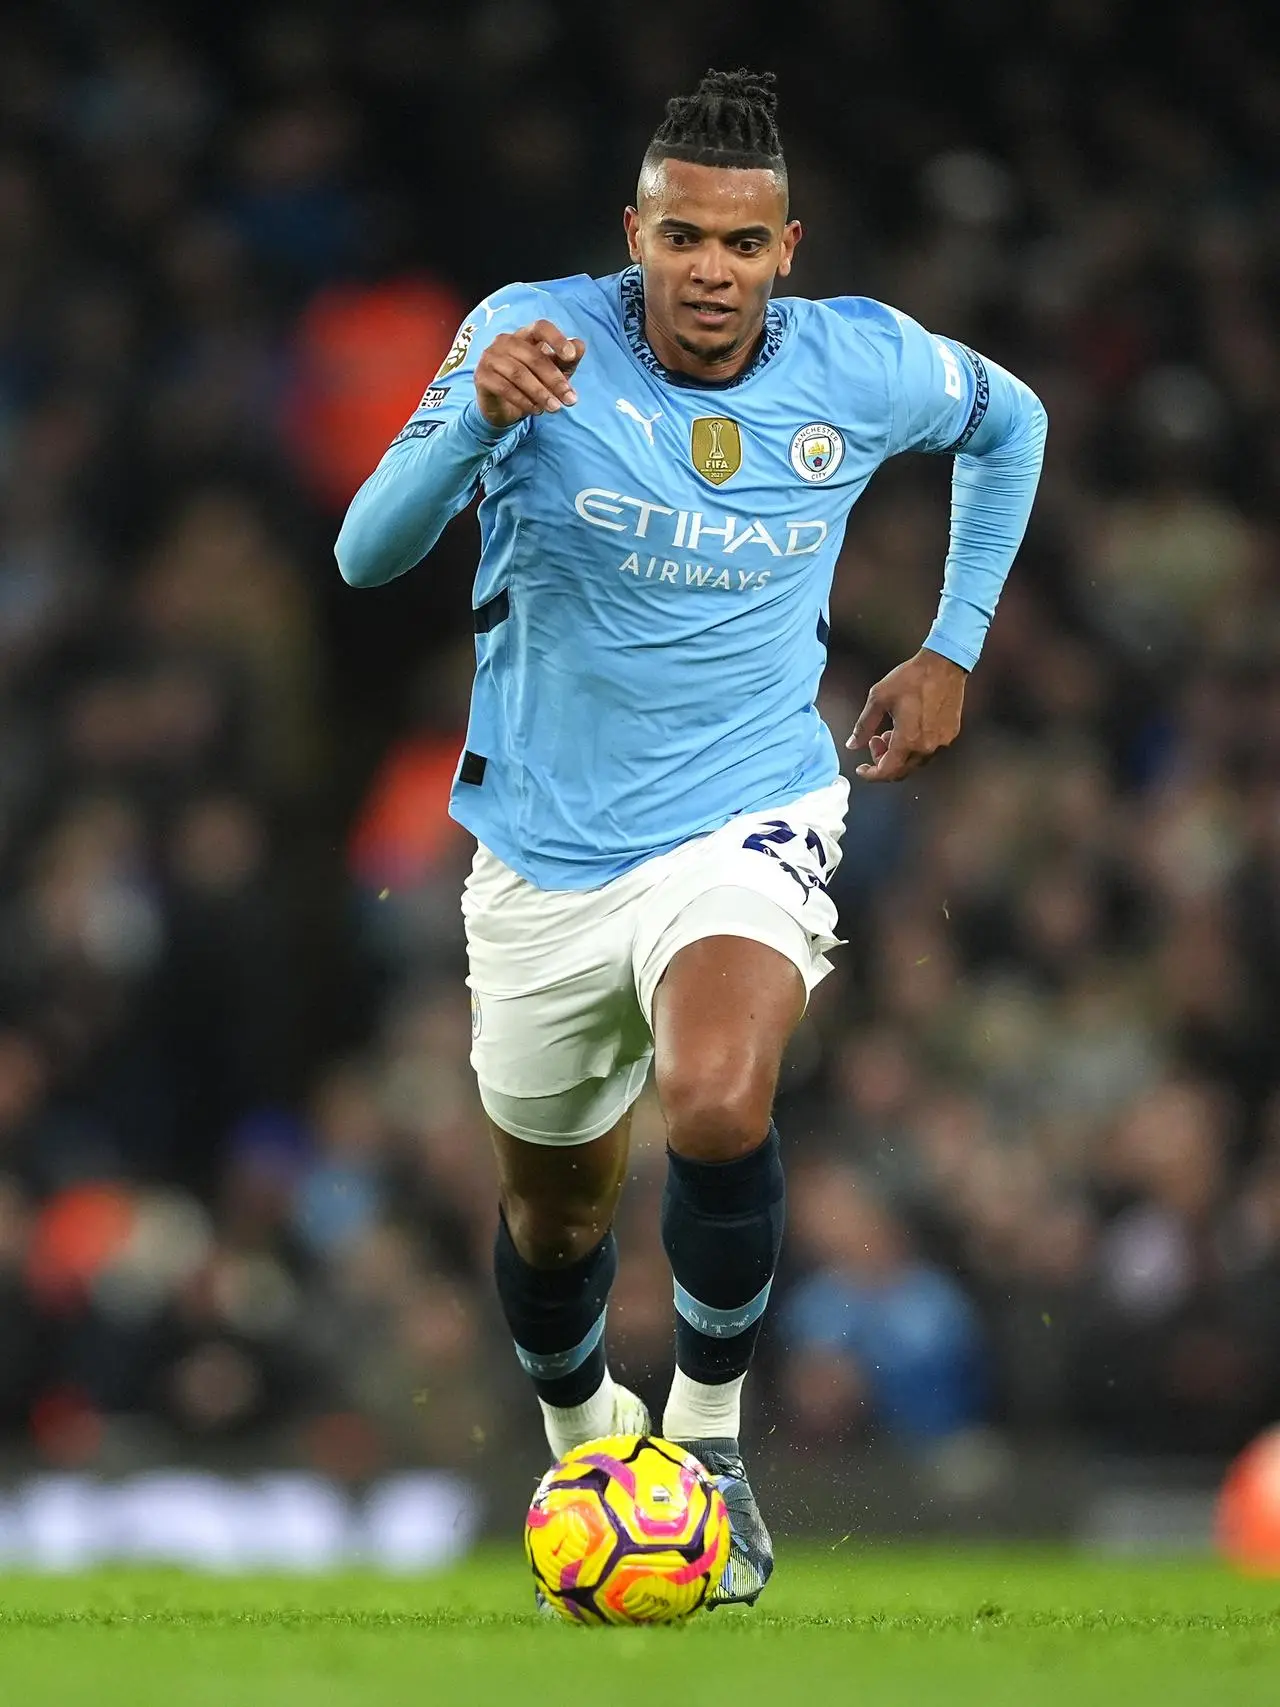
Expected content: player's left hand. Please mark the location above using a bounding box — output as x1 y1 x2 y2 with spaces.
847 647 968 782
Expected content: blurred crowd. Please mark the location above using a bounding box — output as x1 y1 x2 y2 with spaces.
4 0 1280 1479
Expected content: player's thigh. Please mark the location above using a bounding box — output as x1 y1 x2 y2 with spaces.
632 780 848 1037
637 784 849 1155
650 928 805 1158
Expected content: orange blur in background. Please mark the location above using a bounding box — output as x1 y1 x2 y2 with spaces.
1216 1427 1280 1574
286 276 466 508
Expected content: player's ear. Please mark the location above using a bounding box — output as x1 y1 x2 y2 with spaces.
623 206 642 263
777 219 803 279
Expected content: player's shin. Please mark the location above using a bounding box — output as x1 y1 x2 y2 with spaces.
493 1210 620 1457
660 1124 785 1441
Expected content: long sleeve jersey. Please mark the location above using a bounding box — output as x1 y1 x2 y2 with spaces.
337 267 1047 889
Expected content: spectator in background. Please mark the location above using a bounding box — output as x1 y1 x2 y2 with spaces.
781 1161 987 1444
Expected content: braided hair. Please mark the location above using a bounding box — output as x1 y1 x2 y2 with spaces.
644 68 786 176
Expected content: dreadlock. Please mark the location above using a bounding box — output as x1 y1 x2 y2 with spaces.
644 68 786 177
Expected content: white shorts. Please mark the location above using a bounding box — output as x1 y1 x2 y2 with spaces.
461 779 848 1146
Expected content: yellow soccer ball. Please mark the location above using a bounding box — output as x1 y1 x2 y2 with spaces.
524 1434 732 1625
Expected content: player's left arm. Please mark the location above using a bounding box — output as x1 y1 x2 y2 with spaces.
850 312 1048 782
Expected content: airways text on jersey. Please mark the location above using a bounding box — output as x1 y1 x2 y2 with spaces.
574 487 828 596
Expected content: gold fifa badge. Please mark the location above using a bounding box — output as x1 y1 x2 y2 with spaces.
690 416 742 486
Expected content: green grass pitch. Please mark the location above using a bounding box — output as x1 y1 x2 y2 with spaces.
1 1547 1277 1706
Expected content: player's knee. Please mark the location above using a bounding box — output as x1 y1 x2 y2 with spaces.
660 1062 772 1163
503 1191 614 1269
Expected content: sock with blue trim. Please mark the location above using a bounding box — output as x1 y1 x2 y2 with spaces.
661 1126 785 1441
493 1210 618 1457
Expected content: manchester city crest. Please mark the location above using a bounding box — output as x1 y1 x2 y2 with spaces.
789 422 845 483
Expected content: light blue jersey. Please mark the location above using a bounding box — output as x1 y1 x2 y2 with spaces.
336 268 1046 889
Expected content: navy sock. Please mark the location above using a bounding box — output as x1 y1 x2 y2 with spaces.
661 1125 786 1386
493 1212 617 1408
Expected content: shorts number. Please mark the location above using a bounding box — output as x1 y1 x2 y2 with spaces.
742 820 827 900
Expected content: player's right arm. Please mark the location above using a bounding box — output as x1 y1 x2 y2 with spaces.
334 289 585 588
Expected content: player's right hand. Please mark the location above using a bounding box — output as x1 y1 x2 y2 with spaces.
474 320 586 431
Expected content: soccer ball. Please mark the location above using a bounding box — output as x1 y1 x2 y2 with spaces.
525 1434 732 1624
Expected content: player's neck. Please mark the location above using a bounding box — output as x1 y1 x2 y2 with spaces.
642 312 766 384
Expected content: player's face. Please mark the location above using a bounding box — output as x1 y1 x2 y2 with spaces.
624 159 801 378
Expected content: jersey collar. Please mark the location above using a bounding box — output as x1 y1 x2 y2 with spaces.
619 265 784 389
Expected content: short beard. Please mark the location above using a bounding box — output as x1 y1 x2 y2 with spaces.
672 329 746 367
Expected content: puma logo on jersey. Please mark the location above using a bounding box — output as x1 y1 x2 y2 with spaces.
478 297 507 324
616 399 662 444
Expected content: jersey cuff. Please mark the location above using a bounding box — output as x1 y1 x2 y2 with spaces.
922 626 979 671
460 399 518 446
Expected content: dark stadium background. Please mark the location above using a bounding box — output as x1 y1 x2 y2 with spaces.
2 0 1280 1564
